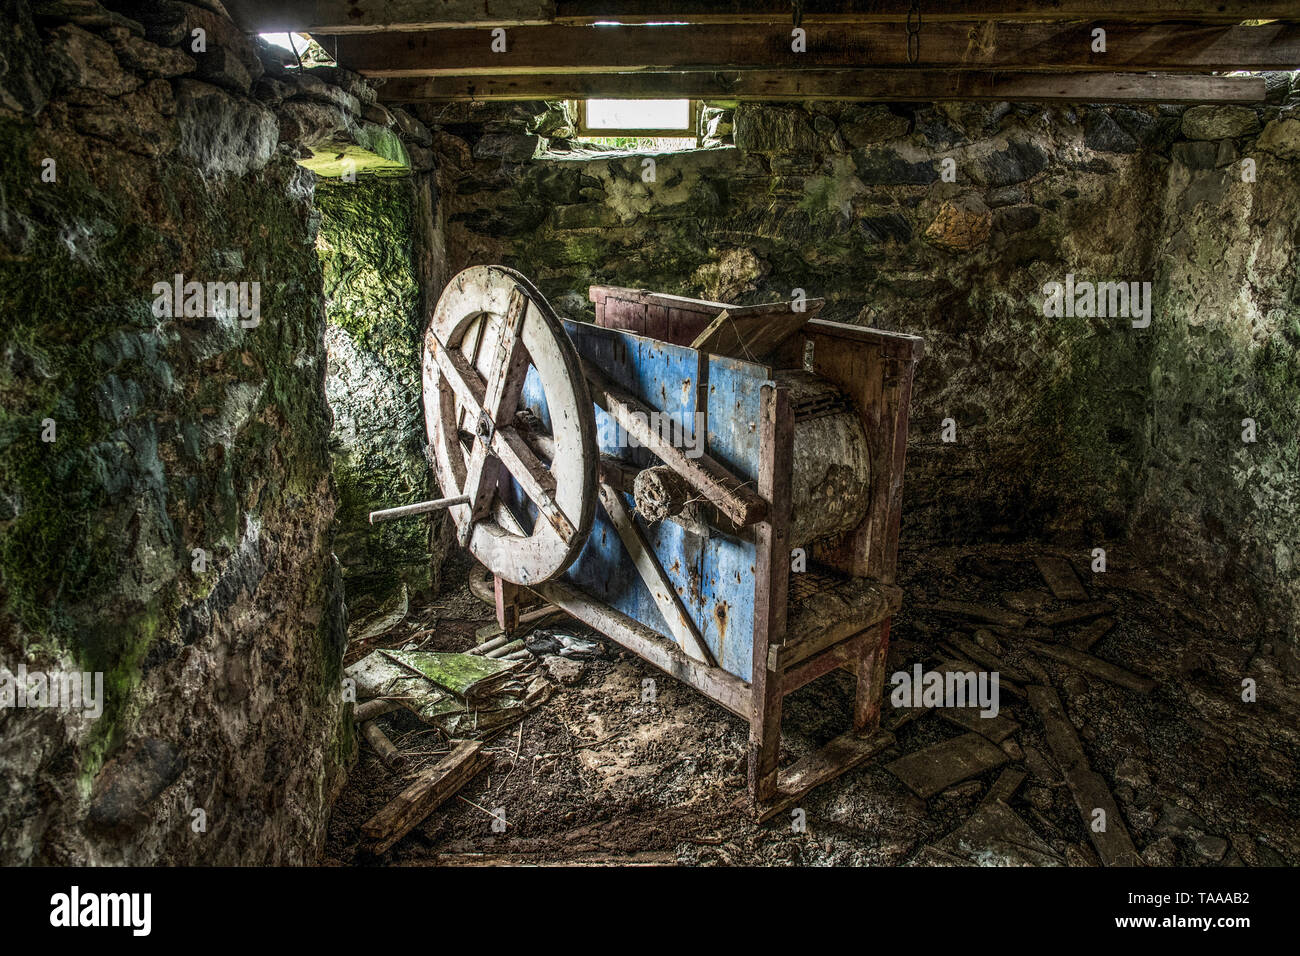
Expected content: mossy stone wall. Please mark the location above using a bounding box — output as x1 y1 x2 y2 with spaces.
317 177 446 603
0 0 348 864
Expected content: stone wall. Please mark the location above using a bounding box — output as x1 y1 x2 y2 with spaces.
1141 106 1300 659
0 0 437 864
416 85 1299 656
319 176 450 603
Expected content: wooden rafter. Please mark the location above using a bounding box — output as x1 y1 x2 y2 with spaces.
377 71 1267 104
331 21 1299 76
224 1 1300 33
554 1 1300 25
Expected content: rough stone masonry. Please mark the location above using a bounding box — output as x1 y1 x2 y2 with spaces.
0 0 437 865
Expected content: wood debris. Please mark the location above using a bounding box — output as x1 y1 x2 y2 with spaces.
361 720 407 772
354 698 400 723
1036 601 1113 627
1026 685 1142 866
346 648 550 735
932 798 1064 866
886 731 1008 799
932 599 1028 629
934 657 1026 699
1033 555 1089 601
1071 616 1116 651
982 767 1027 806
1027 642 1156 693
940 631 1031 683
940 705 1020 744
362 740 489 855
750 730 895 823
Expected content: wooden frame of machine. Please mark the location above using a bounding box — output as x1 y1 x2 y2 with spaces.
410 266 923 818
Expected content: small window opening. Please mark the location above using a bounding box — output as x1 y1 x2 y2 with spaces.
575 98 700 151
258 32 336 67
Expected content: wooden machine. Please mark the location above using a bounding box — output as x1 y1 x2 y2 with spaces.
399 264 922 818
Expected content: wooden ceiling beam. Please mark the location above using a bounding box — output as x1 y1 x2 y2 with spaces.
332 21 1300 76
225 1 1300 33
377 71 1267 104
555 2 1300 25
223 0 557 33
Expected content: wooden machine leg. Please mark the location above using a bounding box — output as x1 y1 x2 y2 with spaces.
494 574 520 633
748 382 793 805
853 618 892 732
748 669 783 803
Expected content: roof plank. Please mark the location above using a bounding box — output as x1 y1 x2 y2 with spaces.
225 1 1300 32
332 21 1300 76
377 71 1267 104
224 0 556 33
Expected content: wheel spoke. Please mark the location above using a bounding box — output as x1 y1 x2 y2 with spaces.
482 286 532 424
431 336 487 421
438 287 535 540
461 439 503 532
492 426 576 545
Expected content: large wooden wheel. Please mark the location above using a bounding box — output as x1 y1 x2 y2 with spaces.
423 265 597 586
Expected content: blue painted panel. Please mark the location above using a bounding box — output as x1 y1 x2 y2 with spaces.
640 512 758 681
511 321 771 683
520 364 551 433
564 320 703 470
567 496 672 640
706 354 769 485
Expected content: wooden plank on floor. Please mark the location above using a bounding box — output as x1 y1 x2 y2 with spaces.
335 22 1300 76
380 71 1266 105
362 740 488 854
886 731 1008 799
934 657 1025 700
933 599 1028 629
981 767 1027 806
1026 685 1142 866
941 632 1030 683
751 729 895 823
908 845 973 866
940 705 1019 744
934 798 1064 866
1027 642 1156 693
1037 600 1113 627
1033 555 1089 601
1071 616 1116 652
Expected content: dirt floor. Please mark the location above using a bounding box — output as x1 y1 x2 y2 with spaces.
323 543 1300 866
